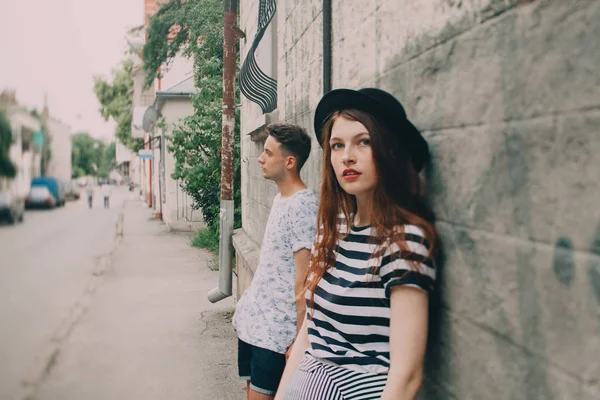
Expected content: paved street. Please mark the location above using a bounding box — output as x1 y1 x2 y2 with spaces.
0 187 243 400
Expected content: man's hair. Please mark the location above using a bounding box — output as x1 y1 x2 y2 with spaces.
266 123 312 172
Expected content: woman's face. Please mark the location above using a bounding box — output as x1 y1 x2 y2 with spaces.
329 115 378 198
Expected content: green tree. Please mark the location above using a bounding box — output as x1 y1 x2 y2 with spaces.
142 0 241 233
71 133 97 177
29 109 52 176
0 110 16 178
71 133 116 179
93 60 143 152
142 0 222 89
96 141 116 178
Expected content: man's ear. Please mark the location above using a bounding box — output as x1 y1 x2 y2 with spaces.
286 155 297 171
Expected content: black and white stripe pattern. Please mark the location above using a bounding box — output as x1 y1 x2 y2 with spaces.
284 355 388 400
305 221 435 375
239 0 277 113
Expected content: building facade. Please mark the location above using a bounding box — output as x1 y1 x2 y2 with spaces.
151 77 205 231
127 0 201 229
45 117 72 183
0 92 42 198
234 1 600 399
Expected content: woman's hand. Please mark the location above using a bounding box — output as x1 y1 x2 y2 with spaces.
275 319 310 400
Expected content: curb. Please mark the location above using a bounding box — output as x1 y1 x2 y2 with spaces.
116 212 124 238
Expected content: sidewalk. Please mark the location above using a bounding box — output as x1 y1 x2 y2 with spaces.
35 196 244 400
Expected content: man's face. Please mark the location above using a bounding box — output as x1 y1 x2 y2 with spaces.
257 135 288 182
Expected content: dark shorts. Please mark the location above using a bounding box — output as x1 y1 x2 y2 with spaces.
238 338 286 396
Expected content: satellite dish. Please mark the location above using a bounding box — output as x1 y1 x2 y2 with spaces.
142 106 158 132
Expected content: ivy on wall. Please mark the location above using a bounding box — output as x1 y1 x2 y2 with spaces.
142 0 241 233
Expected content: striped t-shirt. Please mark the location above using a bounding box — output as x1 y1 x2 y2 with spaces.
305 221 436 375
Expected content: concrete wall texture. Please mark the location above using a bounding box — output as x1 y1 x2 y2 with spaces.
235 0 600 398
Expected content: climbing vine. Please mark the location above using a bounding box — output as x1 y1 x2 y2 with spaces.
142 0 241 233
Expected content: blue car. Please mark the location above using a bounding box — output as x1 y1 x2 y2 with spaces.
30 176 66 207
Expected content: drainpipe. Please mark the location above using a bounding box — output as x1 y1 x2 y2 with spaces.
208 0 237 303
148 134 153 208
323 0 332 94
157 136 163 220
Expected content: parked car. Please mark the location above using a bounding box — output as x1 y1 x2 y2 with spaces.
0 190 25 224
25 186 57 209
31 176 66 207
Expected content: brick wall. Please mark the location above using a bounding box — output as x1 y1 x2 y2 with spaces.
235 1 600 397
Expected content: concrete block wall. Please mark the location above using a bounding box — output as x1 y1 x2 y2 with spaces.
236 0 600 398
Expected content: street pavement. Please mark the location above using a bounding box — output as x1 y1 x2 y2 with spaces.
0 186 243 400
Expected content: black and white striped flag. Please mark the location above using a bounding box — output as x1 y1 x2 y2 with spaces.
239 0 277 114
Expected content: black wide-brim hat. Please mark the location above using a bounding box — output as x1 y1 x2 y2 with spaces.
314 88 429 172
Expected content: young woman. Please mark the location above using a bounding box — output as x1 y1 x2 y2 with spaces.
275 88 437 400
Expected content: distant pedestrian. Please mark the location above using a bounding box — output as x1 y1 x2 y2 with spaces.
232 123 318 400
86 185 94 209
101 181 111 209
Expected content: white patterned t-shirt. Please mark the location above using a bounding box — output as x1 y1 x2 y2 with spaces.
233 189 318 354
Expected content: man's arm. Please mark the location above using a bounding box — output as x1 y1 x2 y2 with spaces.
293 248 311 333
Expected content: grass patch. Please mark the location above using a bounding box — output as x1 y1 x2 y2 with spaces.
221 308 235 321
192 227 219 271
192 227 219 252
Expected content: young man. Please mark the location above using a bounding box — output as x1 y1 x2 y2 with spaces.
233 123 318 400
101 181 111 209
86 184 94 209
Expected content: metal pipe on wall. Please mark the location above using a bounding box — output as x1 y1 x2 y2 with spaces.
323 0 332 94
208 0 237 303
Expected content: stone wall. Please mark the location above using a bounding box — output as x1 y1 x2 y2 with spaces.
235 0 600 397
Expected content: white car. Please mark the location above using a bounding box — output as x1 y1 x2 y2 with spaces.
0 190 25 224
25 186 57 209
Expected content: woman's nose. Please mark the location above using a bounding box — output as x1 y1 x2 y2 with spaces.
342 147 356 164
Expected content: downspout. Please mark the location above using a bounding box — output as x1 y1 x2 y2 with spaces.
208 0 237 303
148 135 153 208
323 0 332 94
157 135 163 220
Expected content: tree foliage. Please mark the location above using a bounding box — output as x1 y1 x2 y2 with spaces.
93 60 143 152
0 110 16 178
142 0 222 89
142 0 241 232
71 133 116 179
29 109 52 176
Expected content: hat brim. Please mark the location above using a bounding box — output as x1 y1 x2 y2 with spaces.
313 88 428 171
314 89 420 143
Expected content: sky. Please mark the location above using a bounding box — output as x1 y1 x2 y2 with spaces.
0 0 144 141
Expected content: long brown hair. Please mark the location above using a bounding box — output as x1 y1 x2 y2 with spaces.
304 109 438 312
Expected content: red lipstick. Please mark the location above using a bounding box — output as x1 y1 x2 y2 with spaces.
342 169 361 181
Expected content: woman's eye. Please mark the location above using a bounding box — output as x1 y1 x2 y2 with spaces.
330 143 342 150
359 139 371 146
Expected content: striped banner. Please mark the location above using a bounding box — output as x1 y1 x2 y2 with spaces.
239 0 277 113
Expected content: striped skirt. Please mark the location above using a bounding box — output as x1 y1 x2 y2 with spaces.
283 355 388 400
